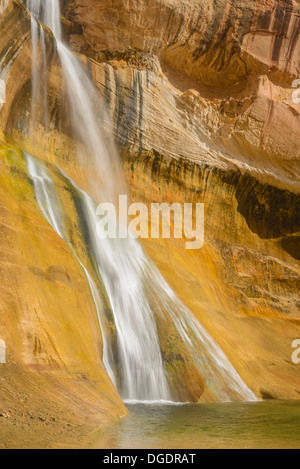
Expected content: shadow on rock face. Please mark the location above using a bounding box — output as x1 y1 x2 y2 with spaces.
281 235 300 261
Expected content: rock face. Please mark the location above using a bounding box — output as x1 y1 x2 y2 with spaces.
63 0 300 190
60 0 300 402
0 0 300 445
65 0 300 81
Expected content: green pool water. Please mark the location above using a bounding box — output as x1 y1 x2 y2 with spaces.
92 400 300 449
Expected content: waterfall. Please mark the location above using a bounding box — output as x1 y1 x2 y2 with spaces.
26 153 170 401
25 1 258 403
0 1 9 15
27 0 61 39
26 154 256 403
25 155 117 387
30 14 38 120
28 0 48 127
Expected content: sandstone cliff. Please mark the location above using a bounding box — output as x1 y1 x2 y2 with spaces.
0 0 299 446
64 0 300 190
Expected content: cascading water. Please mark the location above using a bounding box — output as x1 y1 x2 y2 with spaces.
25 0 258 403
28 0 48 127
26 153 170 401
